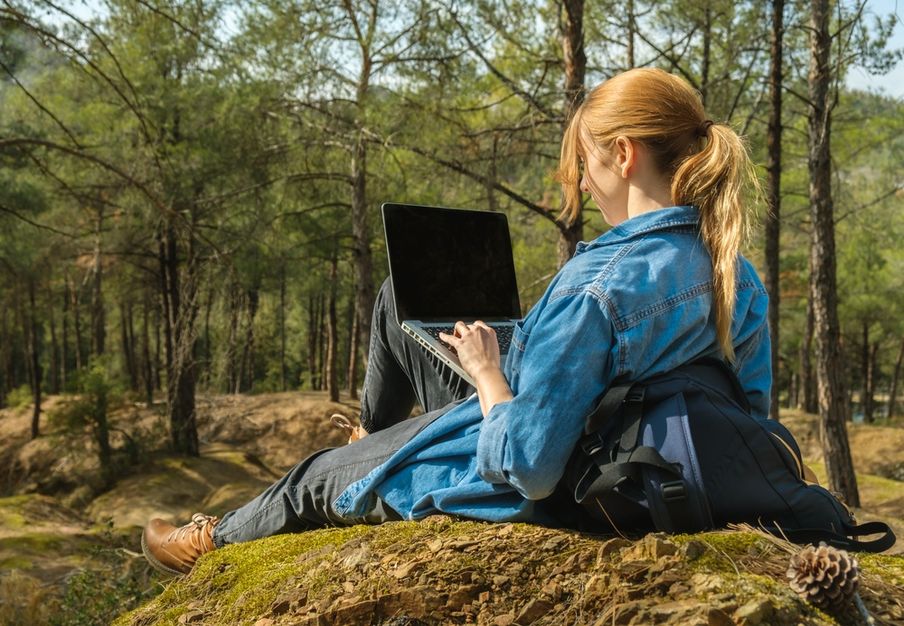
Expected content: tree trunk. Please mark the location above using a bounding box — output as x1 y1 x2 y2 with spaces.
91 205 106 357
279 264 288 392
765 0 784 421
48 289 59 395
142 291 154 406
626 0 636 68
153 300 162 392
798 293 817 414
351 131 375 366
326 253 340 402
72 275 84 371
807 0 858 506
93 381 112 486
121 301 138 391
27 279 42 439
788 371 798 409
307 293 321 391
241 287 259 393
860 321 870 421
347 296 359 401
887 337 904 419
486 133 500 212
227 284 241 394
200 286 213 388
158 220 199 457
864 341 878 423
61 278 69 390
319 294 327 394
0 303 8 408
700 1 712 107
557 0 586 267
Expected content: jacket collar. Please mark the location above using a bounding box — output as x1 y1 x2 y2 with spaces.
574 205 700 255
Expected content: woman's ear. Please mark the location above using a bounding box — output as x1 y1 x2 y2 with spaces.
613 136 636 179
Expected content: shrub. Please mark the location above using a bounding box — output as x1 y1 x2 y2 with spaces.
52 526 164 626
4 384 33 410
48 358 122 487
0 571 53 625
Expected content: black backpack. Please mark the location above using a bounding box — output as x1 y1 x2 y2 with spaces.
564 359 896 552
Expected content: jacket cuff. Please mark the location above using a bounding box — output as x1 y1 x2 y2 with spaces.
476 401 509 483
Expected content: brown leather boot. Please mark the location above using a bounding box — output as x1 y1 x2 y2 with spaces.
141 513 219 575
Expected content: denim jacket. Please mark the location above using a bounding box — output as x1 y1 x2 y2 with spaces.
333 205 771 523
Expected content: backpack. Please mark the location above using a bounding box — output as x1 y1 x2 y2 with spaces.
564 359 896 552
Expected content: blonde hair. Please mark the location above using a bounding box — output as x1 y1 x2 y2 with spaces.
555 68 759 361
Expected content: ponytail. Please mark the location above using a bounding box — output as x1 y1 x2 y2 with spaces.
556 112 584 227
672 124 760 362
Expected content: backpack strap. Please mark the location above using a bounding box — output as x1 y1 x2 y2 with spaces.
574 444 683 503
677 358 752 413
768 521 897 553
584 381 635 435
617 387 646 459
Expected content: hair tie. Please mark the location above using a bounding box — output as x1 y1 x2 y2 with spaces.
698 119 714 137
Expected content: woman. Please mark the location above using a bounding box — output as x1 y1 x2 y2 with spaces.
142 68 770 576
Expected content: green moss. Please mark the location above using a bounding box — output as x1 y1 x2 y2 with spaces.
0 494 36 507
0 556 33 570
805 461 904 505
860 553 904 586
0 508 27 528
0 533 69 553
115 525 373 626
673 530 765 573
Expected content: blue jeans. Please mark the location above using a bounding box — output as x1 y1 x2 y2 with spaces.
213 279 474 546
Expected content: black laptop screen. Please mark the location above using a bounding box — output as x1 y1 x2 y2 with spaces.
382 203 521 322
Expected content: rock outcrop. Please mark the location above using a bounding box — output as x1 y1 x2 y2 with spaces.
117 517 904 626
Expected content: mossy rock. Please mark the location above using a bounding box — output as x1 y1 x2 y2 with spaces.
114 518 904 626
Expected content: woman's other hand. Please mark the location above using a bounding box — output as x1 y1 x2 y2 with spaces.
440 321 513 417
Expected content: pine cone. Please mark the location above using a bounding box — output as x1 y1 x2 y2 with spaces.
787 543 860 610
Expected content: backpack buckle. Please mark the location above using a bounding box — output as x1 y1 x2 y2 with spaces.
625 388 645 404
580 432 606 457
661 480 686 502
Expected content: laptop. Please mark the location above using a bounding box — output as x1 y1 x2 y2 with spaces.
382 202 522 387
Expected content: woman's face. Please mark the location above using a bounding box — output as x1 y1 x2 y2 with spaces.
579 127 629 226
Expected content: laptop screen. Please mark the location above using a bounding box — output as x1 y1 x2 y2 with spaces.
382 203 521 322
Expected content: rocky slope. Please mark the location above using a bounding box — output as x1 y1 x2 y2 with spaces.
116 517 902 626
1 393 903 625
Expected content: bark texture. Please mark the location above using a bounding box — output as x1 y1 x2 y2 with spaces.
158 220 200 457
765 0 784 420
557 0 586 267
887 337 904 419
807 0 859 506
326 253 340 402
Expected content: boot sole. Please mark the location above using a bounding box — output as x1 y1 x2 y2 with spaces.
141 530 189 577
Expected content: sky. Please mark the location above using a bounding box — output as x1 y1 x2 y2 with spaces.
846 0 904 98
56 0 904 100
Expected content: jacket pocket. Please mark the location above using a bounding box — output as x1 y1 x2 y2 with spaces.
505 322 530 390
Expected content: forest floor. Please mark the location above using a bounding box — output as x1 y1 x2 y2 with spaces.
0 392 902 625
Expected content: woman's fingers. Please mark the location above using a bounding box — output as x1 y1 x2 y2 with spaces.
440 321 497 356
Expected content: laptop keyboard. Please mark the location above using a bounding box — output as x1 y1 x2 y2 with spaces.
424 324 514 355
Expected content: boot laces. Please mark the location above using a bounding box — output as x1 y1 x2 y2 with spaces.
330 413 354 433
172 513 219 545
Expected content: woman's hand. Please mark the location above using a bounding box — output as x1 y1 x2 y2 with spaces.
440 321 513 417
440 321 500 378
